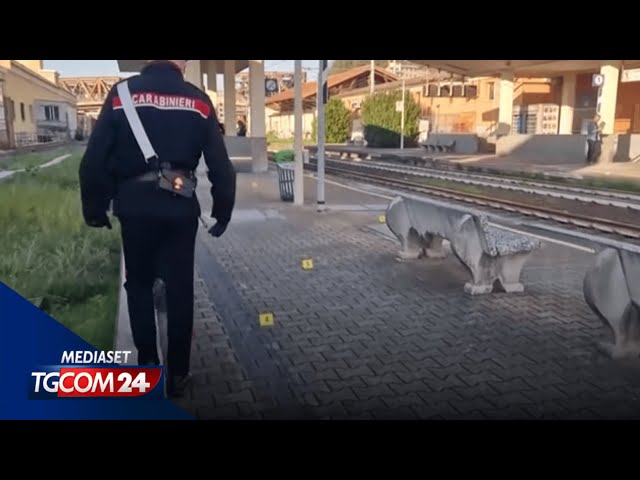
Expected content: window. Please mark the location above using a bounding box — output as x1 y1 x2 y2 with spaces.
452 85 463 97
488 82 495 100
44 105 60 121
465 85 478 98
29 105 33 122
425 84 439 97
20 102 25 122
439 85 451 97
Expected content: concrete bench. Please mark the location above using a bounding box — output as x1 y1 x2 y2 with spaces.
385 195 541 295
583 247 640 360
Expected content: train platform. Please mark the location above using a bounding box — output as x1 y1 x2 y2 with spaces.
168 166 640 420
439 153 640 182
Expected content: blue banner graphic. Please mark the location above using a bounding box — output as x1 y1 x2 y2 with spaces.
0 282 193 420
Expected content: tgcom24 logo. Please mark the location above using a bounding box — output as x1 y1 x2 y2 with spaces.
29 350 165 399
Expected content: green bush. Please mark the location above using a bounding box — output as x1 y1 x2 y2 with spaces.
325 97 351 143
361 91 421 148
310 97 352 144
274 149 294 163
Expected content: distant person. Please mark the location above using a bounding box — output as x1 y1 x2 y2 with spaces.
219 121 226 135
78 60 236 397
237 119 247 137
586 113 604 164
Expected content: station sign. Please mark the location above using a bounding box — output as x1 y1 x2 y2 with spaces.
621 68 640 83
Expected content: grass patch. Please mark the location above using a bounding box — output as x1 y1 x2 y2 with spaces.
567 176 640 193
0 145 75 171
0 150 122 351
505 169 640 193
267 138 315 150
419 174 640 198
455 164 640 194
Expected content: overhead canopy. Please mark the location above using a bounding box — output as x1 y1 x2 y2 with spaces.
116 60 249 74
408 60 640 77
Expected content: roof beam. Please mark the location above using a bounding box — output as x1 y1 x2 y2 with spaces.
409 60 640 77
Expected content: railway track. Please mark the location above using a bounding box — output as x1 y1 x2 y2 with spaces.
322 155 640 210
304 159 640 241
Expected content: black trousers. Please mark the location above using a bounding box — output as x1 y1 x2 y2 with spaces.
119 215 199 377
586 140 601 164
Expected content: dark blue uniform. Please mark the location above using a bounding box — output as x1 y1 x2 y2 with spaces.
79 61 236 395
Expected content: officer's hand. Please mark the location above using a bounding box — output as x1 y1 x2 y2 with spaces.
207 221 228 238
86 212 112 230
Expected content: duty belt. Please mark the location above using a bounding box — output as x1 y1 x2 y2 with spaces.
133 171 160 182
132 169 194 182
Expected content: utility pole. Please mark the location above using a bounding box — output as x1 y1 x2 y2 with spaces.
316 60 329 212
400 62 406 149
400 77 406 150
293 60 304 205
370 60 375 95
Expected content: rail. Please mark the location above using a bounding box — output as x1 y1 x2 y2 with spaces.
305 160 640 240
320 157 640 211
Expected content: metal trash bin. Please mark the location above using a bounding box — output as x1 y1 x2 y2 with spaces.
276 162 295 202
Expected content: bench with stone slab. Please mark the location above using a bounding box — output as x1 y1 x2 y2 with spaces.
583 247 640 360
385 194 541 295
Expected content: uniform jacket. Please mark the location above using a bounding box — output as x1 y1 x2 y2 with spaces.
78 61 236 223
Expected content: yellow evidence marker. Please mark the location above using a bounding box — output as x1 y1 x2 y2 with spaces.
259 312 274 327
301 258 314 270
378 214 386 223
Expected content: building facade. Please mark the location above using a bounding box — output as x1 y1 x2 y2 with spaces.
335 74 560 142
386 61 428 79
264 65 399 139
0 60 77 149
405 60 640 161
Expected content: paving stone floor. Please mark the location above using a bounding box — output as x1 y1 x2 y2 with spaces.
171 169 640 420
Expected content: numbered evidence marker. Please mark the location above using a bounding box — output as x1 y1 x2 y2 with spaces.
259 312 274 327
301 258 314 270
378 214 386 223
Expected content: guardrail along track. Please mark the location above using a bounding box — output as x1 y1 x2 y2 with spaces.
305 159 640 240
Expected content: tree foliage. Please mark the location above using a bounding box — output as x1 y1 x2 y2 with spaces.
311 97 352 143
361 91 421 148
324 98 351 143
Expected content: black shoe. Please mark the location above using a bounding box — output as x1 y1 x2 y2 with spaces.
167 373 192 398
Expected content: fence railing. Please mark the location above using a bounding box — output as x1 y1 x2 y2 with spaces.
14 130 70 147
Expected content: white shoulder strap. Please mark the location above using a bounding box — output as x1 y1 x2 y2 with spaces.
116 81 157 163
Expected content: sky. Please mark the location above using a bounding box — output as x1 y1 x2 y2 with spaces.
44 60 324 80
